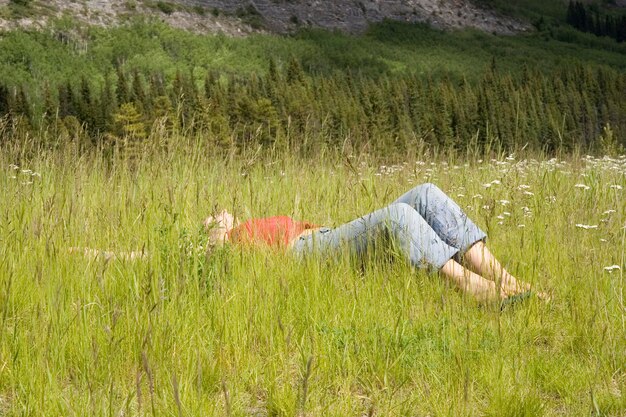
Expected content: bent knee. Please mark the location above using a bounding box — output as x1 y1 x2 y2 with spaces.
386 202 418 221
420 182 441 195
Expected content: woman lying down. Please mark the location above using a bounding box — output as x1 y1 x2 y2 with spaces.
71 183 549 306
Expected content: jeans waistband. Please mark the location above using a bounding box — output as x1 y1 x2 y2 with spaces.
303 226 331 238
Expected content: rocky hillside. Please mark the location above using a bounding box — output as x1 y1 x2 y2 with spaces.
0 0 531 35
0 0 259 36
181 0 531 34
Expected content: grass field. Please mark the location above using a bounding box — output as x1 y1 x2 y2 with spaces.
1 140 625 416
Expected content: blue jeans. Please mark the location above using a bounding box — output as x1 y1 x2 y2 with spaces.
291 183 487 270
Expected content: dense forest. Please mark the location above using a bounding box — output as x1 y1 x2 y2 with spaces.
566 1 626 42
1 59 624 155
0 19 625 155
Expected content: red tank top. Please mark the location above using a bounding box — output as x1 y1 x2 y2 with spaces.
228 216 319 246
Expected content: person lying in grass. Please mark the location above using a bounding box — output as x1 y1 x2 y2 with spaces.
72 183 547 304
203 183 547 304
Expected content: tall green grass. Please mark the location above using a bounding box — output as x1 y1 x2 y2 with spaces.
1 136 625 415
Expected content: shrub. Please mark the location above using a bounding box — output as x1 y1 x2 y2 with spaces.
156 1 175 15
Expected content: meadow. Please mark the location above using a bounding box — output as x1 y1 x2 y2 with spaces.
1 137 625 416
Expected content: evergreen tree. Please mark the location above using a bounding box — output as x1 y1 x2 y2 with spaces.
79 77 94 127
131 69 146 110
0 84 9 116
100 72 116 133
42 82 57 122
286 58 305 84
116 66 130 105
114 102 146 140
11 86 32 122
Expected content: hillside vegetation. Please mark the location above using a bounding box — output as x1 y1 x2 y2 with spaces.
0 19 625 155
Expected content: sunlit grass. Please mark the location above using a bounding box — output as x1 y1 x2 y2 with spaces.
0 143 625 416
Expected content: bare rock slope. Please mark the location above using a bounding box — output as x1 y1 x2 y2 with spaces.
185 0 530 34
0 0 530 35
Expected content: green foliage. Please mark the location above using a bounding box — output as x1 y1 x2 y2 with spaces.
567 1 626 42
193 5 206 16
235 4 265 29
472 0 568 22
155 1 175 15
124 0 137 11
4 0 34 20
115 102 146 139
0 20 624 154
1 58 625 155
599 123 624 156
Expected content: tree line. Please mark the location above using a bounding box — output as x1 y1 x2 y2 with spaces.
0 59 624 155
566 1 626 42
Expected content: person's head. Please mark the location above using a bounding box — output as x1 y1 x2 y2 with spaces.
204 209 237 246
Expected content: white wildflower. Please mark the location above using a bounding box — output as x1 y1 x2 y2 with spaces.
518 184 531 190
31 172 41 177
482 205 491 210
498 221 504 225
491 179 501 185
600 239 608 242
21 169 32 174
523 191 535 196
9 164 19 170
517 224 525 228
522 206 532 217
603 265 621 272
457 194 465 198
498 200 510 206
472 194 483 199
575 224 598 230
610 185 623 190
574 184 590 190
482 183 492 188
503 212 511 216
603 210 616 215
496 215 505 220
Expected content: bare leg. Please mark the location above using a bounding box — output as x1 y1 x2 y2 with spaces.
440 259 506 303
463 241 533 297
